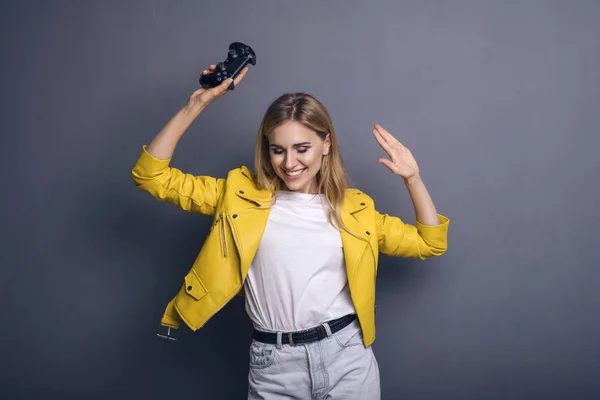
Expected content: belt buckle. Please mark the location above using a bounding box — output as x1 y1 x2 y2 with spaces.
157 324 179 341
288 332 294 346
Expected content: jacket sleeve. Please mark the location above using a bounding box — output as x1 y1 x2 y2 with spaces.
130 145 224 216
375 210 450 259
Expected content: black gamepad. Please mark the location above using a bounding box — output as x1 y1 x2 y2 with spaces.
199 42 256 91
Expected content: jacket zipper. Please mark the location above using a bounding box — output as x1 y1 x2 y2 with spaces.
219 212 227 257
199 214 243 327
226 215 242 263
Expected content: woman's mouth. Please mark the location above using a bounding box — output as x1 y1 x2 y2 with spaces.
283 168 307 180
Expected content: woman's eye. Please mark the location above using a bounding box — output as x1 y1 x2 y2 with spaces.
271 148 309 154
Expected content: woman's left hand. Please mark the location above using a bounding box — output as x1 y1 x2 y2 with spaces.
372 124 420 180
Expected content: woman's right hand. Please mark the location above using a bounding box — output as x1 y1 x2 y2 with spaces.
186 64 250 110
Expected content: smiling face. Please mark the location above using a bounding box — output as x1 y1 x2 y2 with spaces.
267 120 331 194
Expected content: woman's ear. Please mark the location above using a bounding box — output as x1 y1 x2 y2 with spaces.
323 134 331 156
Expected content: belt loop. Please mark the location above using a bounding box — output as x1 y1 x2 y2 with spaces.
276 331 283 349
322 322 333 338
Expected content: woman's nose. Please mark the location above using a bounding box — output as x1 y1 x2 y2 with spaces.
285 153 297 169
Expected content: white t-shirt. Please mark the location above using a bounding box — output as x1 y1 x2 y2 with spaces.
243 190 356 332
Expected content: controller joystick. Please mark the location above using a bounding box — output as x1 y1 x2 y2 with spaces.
199 42 256 91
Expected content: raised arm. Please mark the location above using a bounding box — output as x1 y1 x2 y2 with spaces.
131 65 249 215
371 123 450 259
146 64 249 159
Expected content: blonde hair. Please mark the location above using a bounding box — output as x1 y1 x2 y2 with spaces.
253 92 351 232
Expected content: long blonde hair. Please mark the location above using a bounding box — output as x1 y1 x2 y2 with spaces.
253 92 350 232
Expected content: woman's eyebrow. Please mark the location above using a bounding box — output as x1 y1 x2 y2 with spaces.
269 142 312 148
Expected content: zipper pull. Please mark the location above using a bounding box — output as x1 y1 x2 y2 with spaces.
219 212 227 258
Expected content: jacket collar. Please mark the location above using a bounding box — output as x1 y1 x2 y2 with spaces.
236 166 272 205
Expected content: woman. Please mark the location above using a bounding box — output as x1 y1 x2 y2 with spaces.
131 65 449 399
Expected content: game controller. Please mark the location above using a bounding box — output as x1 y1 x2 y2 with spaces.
199 42 256 91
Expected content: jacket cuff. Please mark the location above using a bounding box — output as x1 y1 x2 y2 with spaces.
415 213 449 228
415 213 450 242
160 298 182 329
132 145 172 177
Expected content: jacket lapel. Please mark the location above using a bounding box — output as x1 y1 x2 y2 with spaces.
228 167 273 279
234 166 273 206
340 194 373 288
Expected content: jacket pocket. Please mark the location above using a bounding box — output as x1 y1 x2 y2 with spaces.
184 269 208 300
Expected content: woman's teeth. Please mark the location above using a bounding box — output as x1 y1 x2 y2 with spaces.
285 168 306 176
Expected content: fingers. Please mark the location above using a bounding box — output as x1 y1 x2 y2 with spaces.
217 66 250 93
210 76 235 97
201 65 217 75
233 67 249 86
372 126 393 151
199 65 250 99
374 124 402 146
373 124 406 163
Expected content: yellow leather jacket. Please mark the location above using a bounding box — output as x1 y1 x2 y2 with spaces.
131 145 450 347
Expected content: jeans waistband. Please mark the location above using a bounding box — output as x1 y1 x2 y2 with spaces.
252 314 357 345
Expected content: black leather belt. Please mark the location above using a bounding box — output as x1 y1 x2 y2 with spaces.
252 314 357 345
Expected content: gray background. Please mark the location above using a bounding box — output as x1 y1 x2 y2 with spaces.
2 0 599 399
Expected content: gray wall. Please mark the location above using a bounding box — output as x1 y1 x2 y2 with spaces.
2 1 599 399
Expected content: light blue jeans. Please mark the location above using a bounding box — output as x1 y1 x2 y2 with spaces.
247 318 381 399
